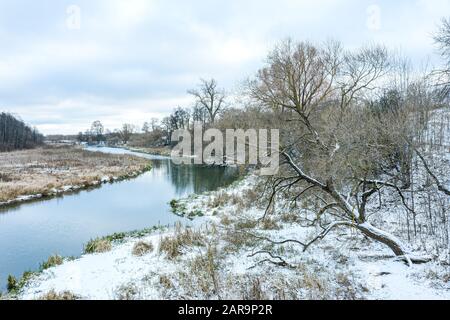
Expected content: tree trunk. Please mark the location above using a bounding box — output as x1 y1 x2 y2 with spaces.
355 222 431 264
356 222 407 256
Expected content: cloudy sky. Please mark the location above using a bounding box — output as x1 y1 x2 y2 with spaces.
0 0 449 134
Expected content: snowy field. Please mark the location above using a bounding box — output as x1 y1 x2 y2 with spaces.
6 108 450 300
15 173 450 300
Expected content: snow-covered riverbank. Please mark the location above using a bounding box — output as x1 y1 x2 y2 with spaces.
10 174 450 300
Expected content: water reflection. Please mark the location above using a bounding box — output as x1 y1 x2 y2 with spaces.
161 161 239 195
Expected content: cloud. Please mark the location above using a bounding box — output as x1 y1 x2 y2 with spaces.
0 0 447 134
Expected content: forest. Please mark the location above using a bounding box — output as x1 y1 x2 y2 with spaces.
0 113 44 152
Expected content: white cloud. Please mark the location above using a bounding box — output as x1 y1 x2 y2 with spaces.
105 0 155 30
0 0 447 134
7 95 193 135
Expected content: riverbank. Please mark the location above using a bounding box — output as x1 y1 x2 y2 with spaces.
10 174 450 300
0 146 152 207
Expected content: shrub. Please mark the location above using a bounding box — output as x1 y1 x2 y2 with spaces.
102 232 129 243
208 192 231 208
280 212 301 223
115 283 140 300
0 172 13 182
7 275 17 292
223 229 258 250
84 238 112 254
242 189 259 205
7 271 37 294
159 275 173 289
220 215 232 226
39 290 79 300
260 218 280 230
40 255 64 270
170 199 187 216
159 226 204 260
187 209 204 219
182 246 220 297
132 241 154 256
235 219 258 230
241 277 267 300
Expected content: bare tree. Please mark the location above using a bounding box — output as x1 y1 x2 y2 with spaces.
150 118 159 131
249 39 429 264
192 104 210 128
142 122 150 133
170 107 191 130
188 78 226 124
119 124 136 144
434 17 450 97
412 145 450 197
90 120 104 143
161 117 173 145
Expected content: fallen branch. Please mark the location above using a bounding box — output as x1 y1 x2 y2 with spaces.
248 250 295 269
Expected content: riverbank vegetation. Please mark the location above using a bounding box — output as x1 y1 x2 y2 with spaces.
0 113 44 152
0 146 151 205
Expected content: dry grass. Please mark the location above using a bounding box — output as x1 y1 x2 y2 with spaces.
235 219 258 230
159 275 173 289
208 192 232 208
40 255 64 270
132 241 154 256
84 238 112 254
189 246 220 294
240 277 268 300
38 290 79 300
223 229 258 251
0 146 150 203
176 245 221 298
220 215 233 226
280 212 302 223
115 283 140 300
159 224 205 260
260 217 280 230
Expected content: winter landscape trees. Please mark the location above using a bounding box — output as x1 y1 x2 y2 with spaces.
2 14 449 300
188 79 227 124
239 35 450 264
434 17 450 97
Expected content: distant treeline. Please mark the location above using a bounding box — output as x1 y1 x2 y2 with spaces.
0 112 44 152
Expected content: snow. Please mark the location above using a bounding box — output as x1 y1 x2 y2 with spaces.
101 176 111 183
21 233 171 300
12 108 450 299
356 259 448 300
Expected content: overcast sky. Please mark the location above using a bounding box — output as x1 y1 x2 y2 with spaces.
0 0 449 134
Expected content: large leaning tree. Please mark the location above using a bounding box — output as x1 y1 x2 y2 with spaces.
248 39 430 264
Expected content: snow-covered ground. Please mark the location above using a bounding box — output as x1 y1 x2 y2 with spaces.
10 107 450 300
15 174 450 300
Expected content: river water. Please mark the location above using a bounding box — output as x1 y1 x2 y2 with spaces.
0 147 239 291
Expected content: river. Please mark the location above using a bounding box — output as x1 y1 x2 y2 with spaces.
0 147 239 291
